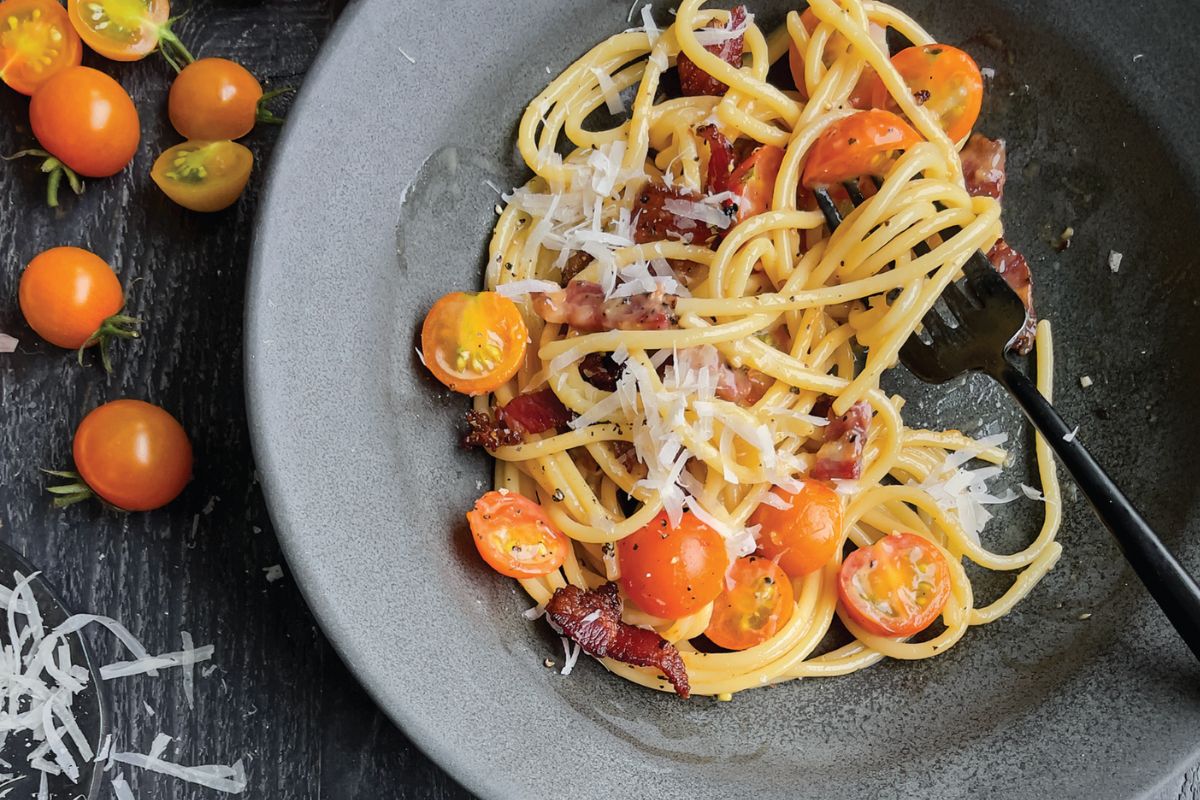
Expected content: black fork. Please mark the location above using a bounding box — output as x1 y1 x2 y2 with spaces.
814 182 1200 662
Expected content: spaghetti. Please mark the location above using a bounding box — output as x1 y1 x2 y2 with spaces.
426 0 1061 699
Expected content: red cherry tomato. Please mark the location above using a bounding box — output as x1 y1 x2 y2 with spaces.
421 292 529 396
0 0 82 95
750 479 843 578
617 510 729 619
726 145 784 223
466 491 569 579
802 109 922 188
837 532 951 637
704 555 794 650
30 66 140 178
870 44 983 143
71 400 193 511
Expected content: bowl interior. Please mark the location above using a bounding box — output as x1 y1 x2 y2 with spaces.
246 1 1200 798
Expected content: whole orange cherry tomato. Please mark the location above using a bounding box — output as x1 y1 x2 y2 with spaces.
869 44 983 143
837 532 952 638
726 145 783 223
30 66 140 178
18 246 139 370
54 400 193 511
420 292 529 396
150 141 254 212
802 109 922 188
617 510 728 619
0 0 82 95
750 479 843 578
466 491 569 579
168 58 286 140
704 555 794 650
66 0 192 68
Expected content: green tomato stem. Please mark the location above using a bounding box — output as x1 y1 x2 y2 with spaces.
79 312 142 373
256 86 294 126
41 470 95 509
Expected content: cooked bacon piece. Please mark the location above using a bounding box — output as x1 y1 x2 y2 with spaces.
498 388 573 435
633 183 718 246
561 251 594 285
811 401 871 480
610 441 645 475
960 133 1007 200
698 124 736 193
463 410 522 449
986 239 1037 355
579 352 625 392
666 258 706 290
546 582 690 698
715 366 773 407
676 5 747 97
532 280 677 332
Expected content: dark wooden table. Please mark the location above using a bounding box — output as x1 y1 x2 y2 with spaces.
0 2 1194 798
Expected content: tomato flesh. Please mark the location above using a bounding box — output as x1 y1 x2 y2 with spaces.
705 555 794 650
871 44 983 143
151 140 254 213
837 532 951 637
726 145 783 223
18 246 124 349
0 0 82 95
802 109 922 188
421 292 529 396
30 66 140 178
466 491 568 579
617 510 728 619
74 399 192 511
750 479 843 578
67 0 168 60
169 58 263 140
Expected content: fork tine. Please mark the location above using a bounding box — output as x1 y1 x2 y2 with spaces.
919 308 952 340
842 180 866 206
939 280 976 320
812 187 842 231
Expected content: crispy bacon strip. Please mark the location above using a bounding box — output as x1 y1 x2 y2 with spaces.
498 389 572 435
698 124 736 194
546 582 690 698
676 5 747 97
463 411 521 449
532 280 677 332
632 183 719 246
960 133 1007 200
987 239 1037 355
579 352 625 392
811 401 871 480
715 365 773 407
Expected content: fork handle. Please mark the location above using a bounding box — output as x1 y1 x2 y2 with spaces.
993 361 1200 660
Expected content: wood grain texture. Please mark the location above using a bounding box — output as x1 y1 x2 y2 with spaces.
0 2 1190 798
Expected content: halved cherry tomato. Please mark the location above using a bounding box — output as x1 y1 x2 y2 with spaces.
802 109 922 188
617 510 728 619
726 145 783 223
0 0 82 95
750 479 843 578
66 0 191 67
63 399 193 511
466 491 568 579
150 140 253 212
869 44 983 143
704 555 794 650
168 58 283 140
420 292 529 396
837 531 951 638
787 8 884 107
18 246 139 369
30 66 139 178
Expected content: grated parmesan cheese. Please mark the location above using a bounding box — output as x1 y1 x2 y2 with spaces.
911 434 1016 543
1019 484 1046 502
1079 375 1093 388
692 12 754 46
179 632 196 709
262 565 284 583
0 334 16 354
590 67 625 116
1063 426 1080 443
495 279 561 299
110 775 136 800
1108 250 1123 273
559 637 582 676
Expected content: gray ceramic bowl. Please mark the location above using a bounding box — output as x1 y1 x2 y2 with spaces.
246 1 1200 797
